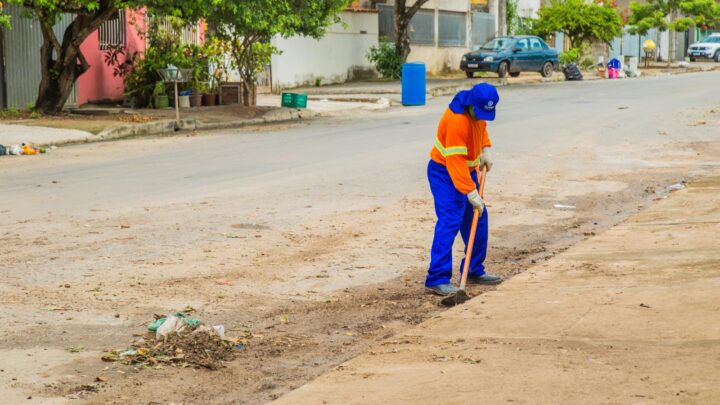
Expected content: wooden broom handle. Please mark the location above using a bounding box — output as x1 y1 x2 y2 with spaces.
458 165 487 290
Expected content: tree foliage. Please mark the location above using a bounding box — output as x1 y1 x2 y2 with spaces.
0 0 198 114
0 1 10 29
629 0 720 34
628 0 720 61
0 0 345 112
201 0 347 105
534 0 622 49
507 0 536 36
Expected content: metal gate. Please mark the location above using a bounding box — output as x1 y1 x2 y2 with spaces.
471 12 495 50
1 4 77 109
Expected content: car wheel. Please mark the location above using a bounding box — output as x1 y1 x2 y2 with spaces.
541 62 553 78
509 72 520 78
466 71 474 78
689 56 696 62
715 51 720 63
498 62 509 78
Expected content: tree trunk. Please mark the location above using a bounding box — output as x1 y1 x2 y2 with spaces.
36 42 81 115
394 16 411 61
33 5 118 115
498 0 507 36
241 80 256 106
668 10 678 64
393 0 430 63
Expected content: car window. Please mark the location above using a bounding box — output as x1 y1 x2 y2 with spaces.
515 39 529 51
481 38 513 51
530 38 544 50
702 36 720 43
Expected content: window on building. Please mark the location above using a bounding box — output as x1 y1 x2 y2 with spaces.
377 5 435 45
377 4 395 40
409 9 435 44
439 11 466 47
99 10 126 50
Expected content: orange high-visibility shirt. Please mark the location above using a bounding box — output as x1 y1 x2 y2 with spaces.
430 108 492 194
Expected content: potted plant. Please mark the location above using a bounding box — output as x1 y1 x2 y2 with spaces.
202 80 217 106
190 81 204 107
153 82 169 109
177 82 191 108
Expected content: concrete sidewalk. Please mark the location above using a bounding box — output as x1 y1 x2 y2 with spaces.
0 96 387 148
273 174 720 404
0 123 94 147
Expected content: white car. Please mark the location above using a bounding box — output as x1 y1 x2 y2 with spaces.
688 34 720 62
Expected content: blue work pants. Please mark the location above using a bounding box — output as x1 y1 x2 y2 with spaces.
426 160 488 287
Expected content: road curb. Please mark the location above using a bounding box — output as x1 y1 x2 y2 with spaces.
39 108 318 148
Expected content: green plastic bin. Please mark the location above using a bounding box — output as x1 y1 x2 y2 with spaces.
281 92 307 109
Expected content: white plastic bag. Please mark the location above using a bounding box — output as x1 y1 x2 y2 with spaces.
155 315 188 340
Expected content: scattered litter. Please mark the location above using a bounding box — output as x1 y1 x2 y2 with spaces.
0 143 46 156
618 106 629 110
148 312 200 334
103 312 240 370
667 183 685 192
66 345 84 353
553 204 577 210
639 303 651 308
95 376 109 383
688 120 706 126
156 315 190 340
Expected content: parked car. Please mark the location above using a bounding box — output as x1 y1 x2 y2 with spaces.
687 34 720 62
460 35 559 79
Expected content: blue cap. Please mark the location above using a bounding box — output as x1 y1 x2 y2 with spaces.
448 83 499 121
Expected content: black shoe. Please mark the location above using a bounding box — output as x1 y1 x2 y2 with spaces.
467 274 503 285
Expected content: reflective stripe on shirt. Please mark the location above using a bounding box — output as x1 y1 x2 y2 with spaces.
434 138 468 157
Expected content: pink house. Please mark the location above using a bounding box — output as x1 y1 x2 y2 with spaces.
76 10 204 106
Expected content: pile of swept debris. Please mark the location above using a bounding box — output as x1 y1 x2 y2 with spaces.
102 312 246 370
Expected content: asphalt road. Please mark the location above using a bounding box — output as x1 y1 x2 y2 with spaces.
2 72 719 221
1 72 719 404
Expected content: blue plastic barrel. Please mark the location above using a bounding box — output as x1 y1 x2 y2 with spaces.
401 63 426 106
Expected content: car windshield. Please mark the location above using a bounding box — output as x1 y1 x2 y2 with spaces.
481 38 513 51
701 36 720 43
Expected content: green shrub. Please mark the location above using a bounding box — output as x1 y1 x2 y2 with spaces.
0 108 21 119
559 48 579 65
367 42 402 79
153 82 167 96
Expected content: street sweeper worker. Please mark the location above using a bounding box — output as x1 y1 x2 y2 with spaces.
425 83 503 296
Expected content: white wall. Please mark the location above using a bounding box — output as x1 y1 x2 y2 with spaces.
408 46 468 74
517 0 541 18
405 0 474 74
271 11 379 90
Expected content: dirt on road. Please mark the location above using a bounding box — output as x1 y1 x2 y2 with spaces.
2 142 719 404
1 78 720 404
272 172 720 405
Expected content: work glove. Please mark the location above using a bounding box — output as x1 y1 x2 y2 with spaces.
467 189 485 211
479 148 493 172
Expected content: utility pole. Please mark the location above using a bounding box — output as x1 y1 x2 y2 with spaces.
498 0 507 35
